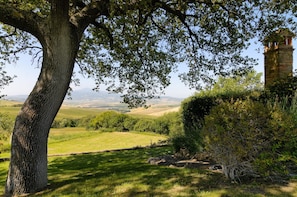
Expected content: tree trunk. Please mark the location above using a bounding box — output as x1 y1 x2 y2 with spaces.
5 20 79 196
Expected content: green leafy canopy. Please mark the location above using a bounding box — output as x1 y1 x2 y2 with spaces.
0 0 296 106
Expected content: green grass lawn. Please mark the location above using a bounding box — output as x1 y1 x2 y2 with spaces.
0 127 167 158
48 128 167 155
1 146 297 196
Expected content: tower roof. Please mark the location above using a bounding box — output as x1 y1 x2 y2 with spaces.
264 28 295 43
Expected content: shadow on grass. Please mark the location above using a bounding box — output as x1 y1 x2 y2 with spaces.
32 146 297 197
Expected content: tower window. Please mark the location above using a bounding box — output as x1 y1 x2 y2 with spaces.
288 37 292 45
273 42 278 47
285 37 292 45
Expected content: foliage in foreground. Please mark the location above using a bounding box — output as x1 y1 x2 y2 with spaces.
203 98 297 181
178 71 263 154
180 72 297 181
265 75 297 101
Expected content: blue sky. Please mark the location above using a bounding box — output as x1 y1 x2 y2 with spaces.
1 39 296 99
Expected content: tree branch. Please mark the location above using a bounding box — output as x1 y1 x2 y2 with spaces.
0 3 44 42
70 0 110 31
0 28 17 39
91 21 114 49
3 46 42 56
157 1 200 44
150 17 167 34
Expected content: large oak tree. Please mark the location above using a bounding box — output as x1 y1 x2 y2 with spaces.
0 0 295 196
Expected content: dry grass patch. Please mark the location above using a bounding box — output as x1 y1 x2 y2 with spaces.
128 105 180 117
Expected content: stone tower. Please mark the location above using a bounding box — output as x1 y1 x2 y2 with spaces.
264 28 295 87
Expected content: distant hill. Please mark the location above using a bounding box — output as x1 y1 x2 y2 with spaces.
4 88 184 113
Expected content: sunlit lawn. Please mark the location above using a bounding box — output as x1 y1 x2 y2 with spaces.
48 127 167 155
1 146 297 196
0 127 167 158
0 127 297 196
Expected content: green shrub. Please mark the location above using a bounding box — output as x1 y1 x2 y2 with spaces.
85 110 182 135
152 112 181 135
162 112 183 136
152 118 169 134
202 98 296 181
89 111 135 131
133 119 155 132
181 71 263 153
171 135 199 156
0 112 13 153
123 116 138 131
266 76 297 100
0 133 11 154
78 115 95 128
62 118 78 127
270 96 297 159
181 95 217 144
51 120 60 128
0 112 13 132
51 118 79 128
181 92 255 151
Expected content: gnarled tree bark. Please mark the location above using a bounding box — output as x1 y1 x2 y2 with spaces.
5 0 81 195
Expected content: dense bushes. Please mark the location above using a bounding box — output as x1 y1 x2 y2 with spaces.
182 92 297 181
85 110 182 135
266 75 297 100
50 109 182 136
202 99 296 181
180 71 263 153
171 135 198 156
52 118 79 128
153 112 183 135
89 111 134 131
133 119 155 132
131 112 182 135
51 115 95 128
179 92 256 154
179 72 297 181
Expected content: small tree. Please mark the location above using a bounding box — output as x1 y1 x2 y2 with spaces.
200 70 263 96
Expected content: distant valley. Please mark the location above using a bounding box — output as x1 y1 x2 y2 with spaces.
4 88 185 115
